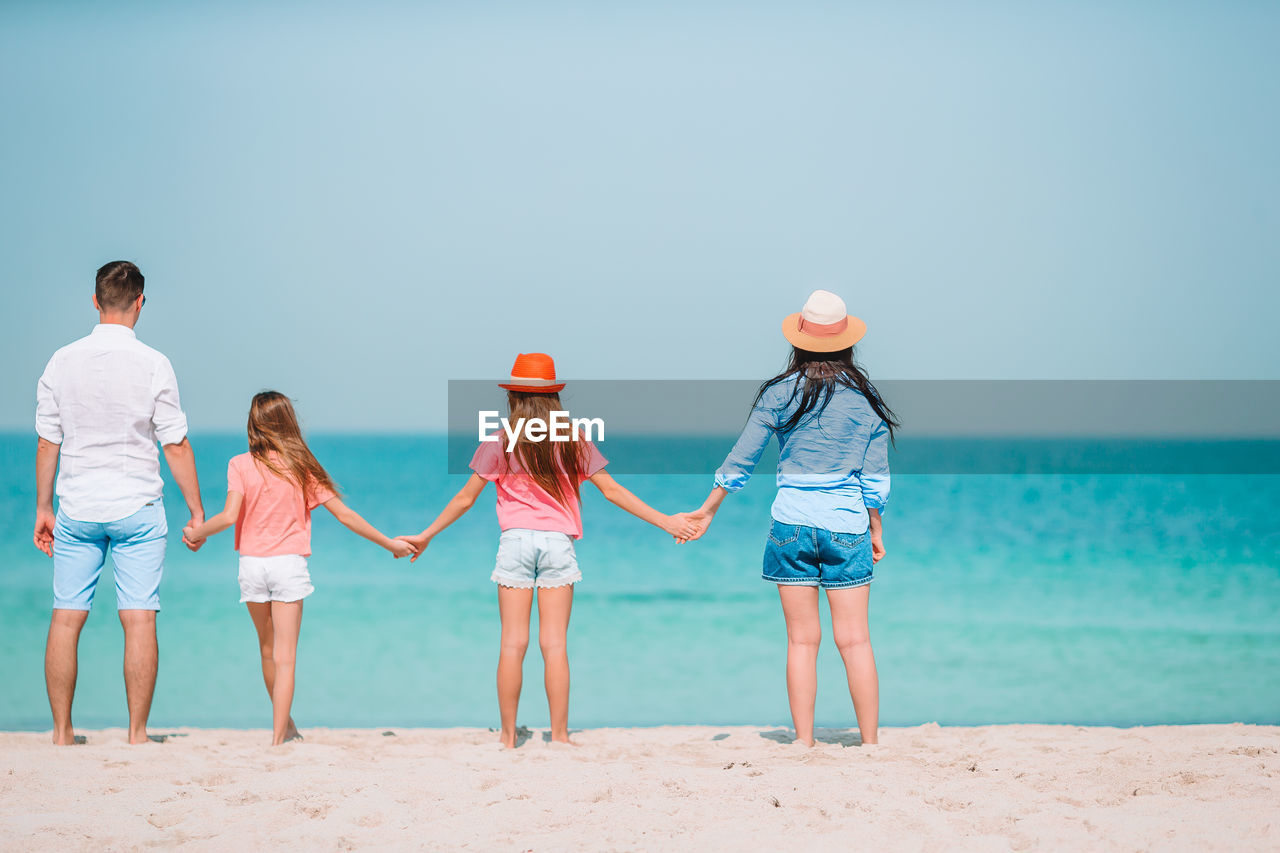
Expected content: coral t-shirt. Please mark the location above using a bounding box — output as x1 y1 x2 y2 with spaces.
470 440 608 539
226 453 336 557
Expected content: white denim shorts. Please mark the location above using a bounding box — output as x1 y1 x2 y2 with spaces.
491 529 581 589
238 554 314 603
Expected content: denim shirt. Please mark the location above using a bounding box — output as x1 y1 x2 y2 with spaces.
714 377 891 535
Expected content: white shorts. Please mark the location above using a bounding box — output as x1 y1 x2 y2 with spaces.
491 529 582 589
238 554 314 603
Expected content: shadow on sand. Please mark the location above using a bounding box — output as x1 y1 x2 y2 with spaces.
539 729 582 745
758 728 864 747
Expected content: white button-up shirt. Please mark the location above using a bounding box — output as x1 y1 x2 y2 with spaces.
35 324 189 523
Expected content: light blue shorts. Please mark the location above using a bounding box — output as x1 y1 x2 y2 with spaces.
491 528 581 589
52 503 168 611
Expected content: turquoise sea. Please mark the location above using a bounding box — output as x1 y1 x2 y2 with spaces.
1 433 1277 731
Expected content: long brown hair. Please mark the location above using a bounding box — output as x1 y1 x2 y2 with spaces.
246 391 339 498
754 346 900 443
503 391 588 508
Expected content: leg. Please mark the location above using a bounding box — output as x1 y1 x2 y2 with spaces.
247 602 276 697
108 503 167 744
119 609 158 744
777 585 822 746
827 586 879 744
247 603 299 740
536 584 575 744
45 609 90 745
496 585 534 748
49 513 107 744
268 600 303 746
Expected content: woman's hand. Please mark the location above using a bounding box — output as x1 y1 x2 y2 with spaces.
868 508 885 563
676 487 728 543
663 513 701 542
676 508 716 543
870 530 885 563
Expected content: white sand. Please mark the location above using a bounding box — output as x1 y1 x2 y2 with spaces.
2 724 1277 851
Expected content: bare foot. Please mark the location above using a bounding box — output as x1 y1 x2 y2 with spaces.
52 730 84 746
284 720 302 742
500 725 533 749
549 733 579 746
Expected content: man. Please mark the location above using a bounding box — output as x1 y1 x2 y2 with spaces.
33 261 205 745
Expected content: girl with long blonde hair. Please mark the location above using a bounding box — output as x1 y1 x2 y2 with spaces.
183 391 415 744
397 354 697 748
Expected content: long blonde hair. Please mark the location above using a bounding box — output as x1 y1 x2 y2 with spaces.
246 391 338 498
503 391 588 509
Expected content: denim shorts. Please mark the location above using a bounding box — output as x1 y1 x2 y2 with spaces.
492 529 582 589
762 520 873 590
238 554 314 603
52 502 168 611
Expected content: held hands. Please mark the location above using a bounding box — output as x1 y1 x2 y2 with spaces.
677 508 715 543
668 507 715 544
182 518 206 552
672 487 724 544
387 537 418 560
394 532 431 562
663 513 702 542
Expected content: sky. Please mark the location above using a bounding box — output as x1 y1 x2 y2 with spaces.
2 1 1277 432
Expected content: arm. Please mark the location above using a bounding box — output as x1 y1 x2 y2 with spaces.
162 438 206 550
182 491 244 546
398 474 489 562
34 359 61 557
153 357 203 549
587 471 697 539
861 419 891 564
34 438 59 557
323 495 417 558
685 400 777 542
712 402 775 495
683 485 728 542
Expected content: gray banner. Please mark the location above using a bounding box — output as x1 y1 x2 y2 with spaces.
447 380 1280 475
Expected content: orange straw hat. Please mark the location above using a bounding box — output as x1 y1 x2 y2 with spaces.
781 289 867 352
498 352 566 394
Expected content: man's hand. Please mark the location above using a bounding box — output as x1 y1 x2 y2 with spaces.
34 509 56 557
35 437 60 558
184 516 206 552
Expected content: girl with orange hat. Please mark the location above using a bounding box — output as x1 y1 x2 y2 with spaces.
685 290 898 747
396 353 698 748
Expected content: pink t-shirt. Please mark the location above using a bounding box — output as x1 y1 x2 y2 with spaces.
226 453 336 557
470 440 608 539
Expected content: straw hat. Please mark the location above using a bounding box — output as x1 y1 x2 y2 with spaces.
498 352 565 394
781 289 866 352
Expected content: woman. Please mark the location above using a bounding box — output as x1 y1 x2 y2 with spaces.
687 290 897 746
